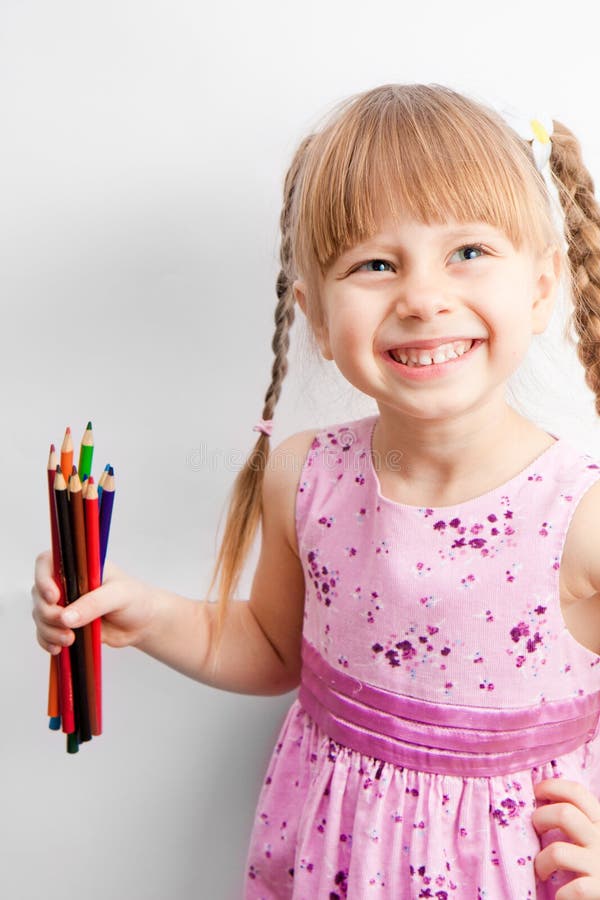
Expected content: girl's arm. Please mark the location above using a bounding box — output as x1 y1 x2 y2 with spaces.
32 430 314 697
532 778 600 895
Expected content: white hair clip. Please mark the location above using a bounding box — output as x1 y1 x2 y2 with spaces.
503 112 553 173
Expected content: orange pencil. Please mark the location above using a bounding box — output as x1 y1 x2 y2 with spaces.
47 446 75 734
68 470 99 734
84 478 102 735
60 428 73 494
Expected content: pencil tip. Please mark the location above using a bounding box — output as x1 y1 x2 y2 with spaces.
88 476 95 485
109 465 114 475
65 426 71 434
72 464 77 475
56 464 62 473
50 443 55 452
86 421 92 429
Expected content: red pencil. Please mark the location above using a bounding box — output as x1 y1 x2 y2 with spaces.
47 445 75 734
84 478 102 735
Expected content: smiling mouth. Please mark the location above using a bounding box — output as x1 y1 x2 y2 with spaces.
389 339 478 367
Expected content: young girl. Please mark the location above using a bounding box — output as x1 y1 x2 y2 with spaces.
33 83 600 898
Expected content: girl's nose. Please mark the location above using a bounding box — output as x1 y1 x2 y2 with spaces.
393 270 451 319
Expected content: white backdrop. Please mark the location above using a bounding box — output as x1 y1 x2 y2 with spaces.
2 1 600 898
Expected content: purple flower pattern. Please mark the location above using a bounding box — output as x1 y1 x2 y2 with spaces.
245 417 600 898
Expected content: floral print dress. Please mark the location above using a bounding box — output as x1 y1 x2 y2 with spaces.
244 415 600 899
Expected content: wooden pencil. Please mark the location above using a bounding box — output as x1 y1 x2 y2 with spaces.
46 445 60 723
85 478 102 735
54 467 91 743
60 428 73 495
68 469 99 735
99 469 115 578
98 463 110 505
78 421 94 482
47 446 75 734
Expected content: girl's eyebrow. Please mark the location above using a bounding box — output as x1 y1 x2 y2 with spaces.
341 224 505 257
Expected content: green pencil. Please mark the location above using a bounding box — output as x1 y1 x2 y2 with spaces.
78 421 94 481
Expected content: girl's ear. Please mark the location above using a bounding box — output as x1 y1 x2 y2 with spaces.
293 279 333 360
531 246 562 335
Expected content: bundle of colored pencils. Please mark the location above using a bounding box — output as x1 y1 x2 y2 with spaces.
46 422 115 754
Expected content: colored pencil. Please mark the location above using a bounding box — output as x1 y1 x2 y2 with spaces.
47 444 59 722
85 479 102 735
68 469 99 735
54 467 91 743
97 463 110 504
60 428 73 494
46 446 75 735
99 469 115 578
78 421 94 482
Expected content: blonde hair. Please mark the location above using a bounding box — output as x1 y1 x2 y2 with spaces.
206 83 600 654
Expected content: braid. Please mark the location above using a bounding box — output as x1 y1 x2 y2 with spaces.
257 136 315 439
206 135 313 658
259 270 295 426
550 121 600 415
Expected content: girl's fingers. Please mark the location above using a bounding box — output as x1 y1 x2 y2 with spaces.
534 779 600 825
33 550 60 604
532 801 599 847
534 841 595 883
555 876 600 900
36 625 74 654
31 589 65 628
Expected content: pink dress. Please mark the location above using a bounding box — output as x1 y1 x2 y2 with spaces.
244 414 600 898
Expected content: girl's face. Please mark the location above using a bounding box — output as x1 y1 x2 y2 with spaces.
294 215 560 424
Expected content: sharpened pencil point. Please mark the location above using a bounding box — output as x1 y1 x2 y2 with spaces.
86 421 92 430
50 443 56 453
56 464 62 474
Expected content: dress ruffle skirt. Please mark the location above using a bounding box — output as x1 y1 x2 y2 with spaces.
245 639 600 899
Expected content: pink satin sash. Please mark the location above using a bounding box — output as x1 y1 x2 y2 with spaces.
298 639 600 776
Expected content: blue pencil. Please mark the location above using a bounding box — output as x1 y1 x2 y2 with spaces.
98 463 111 505
98 468 115 578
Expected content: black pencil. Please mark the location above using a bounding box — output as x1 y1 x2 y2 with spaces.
54 466 92 744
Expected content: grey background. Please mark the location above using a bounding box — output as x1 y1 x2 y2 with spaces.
2 1 600 898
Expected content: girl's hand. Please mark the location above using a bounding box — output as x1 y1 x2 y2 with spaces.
532 777 600 898
32 549 157 653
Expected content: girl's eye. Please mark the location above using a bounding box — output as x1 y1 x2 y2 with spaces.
357 259 394 272
451 244 485 262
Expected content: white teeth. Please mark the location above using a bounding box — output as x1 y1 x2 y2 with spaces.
390 339 474 367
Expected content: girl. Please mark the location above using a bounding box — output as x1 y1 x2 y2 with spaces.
33 84 600 898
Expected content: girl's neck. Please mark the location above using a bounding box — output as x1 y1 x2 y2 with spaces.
371 405 554 507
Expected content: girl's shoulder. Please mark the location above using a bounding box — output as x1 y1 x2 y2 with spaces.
267 416 373 553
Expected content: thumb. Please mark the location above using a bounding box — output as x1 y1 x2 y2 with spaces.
60 583 118 629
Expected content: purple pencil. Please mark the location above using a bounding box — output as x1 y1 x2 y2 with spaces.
98 468 115 578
